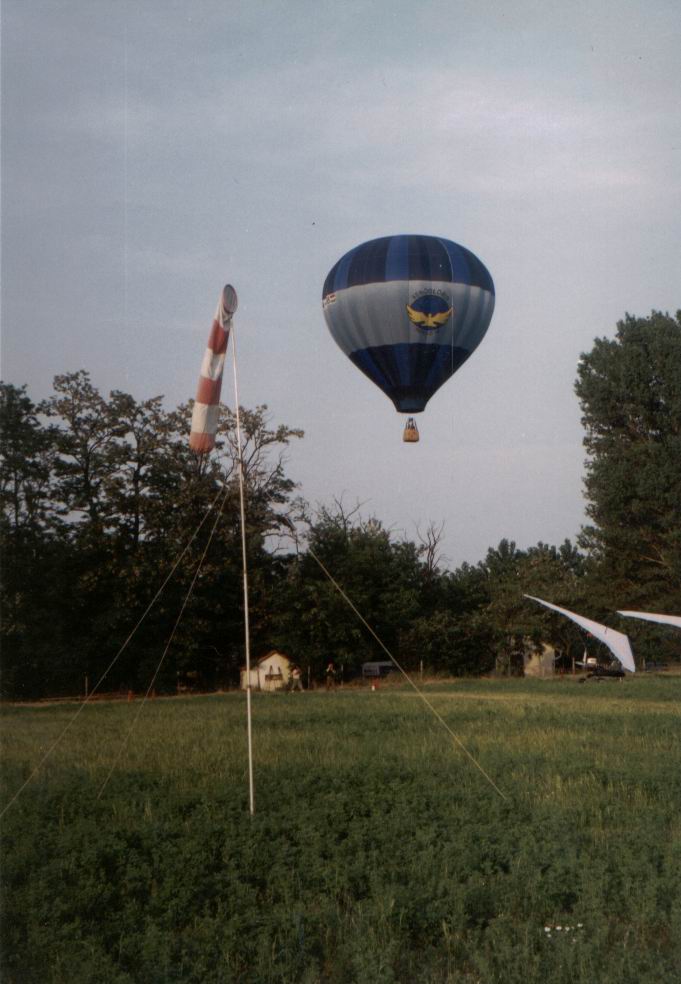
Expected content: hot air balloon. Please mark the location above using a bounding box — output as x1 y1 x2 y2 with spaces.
322 235 495 441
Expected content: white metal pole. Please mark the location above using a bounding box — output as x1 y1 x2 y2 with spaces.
230 322 255 816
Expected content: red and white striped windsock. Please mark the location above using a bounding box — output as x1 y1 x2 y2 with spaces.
189 284 238 453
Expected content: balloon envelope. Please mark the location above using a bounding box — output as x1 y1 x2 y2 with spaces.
322 235 495 413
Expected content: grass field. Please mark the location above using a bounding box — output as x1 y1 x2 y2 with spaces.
2 677 680 983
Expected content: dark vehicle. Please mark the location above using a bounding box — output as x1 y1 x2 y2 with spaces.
579 665 626 683
362 661 395 679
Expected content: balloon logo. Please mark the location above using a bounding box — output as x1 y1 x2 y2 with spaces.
406 294 453 330
322 235 495 441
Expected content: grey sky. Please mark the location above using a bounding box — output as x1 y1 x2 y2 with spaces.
2 0 680 567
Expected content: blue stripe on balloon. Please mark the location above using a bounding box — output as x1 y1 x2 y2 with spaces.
439 239 471 284
349 343 470 413
416 236 449 281
346 237 390 288
331 248 358 293
444 239 494 294
385 235 411 281
322 263 338 298
323 236 494 294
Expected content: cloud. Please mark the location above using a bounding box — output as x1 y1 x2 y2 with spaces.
10 0 677 229
93 52 677 212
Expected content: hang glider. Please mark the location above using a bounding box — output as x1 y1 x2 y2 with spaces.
617 611 681 630
524 595 636 673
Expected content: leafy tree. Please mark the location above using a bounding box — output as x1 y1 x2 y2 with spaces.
479 539 589 674
0 383 61 538
105 391 179 549
575 311 681 614
7 305 679 697
400 552 495 675
400 609 495 676
41 371 122 534
275 501 423 680
0 384 64 696
0 373 305 697
99 400 304 692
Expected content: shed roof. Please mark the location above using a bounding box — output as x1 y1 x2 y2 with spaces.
255 650 291 666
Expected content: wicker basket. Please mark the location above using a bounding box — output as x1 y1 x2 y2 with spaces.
403 417 420 443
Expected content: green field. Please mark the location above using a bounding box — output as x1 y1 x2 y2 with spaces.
2 678 680 983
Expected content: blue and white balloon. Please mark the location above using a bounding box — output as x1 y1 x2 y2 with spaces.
322 234 495 414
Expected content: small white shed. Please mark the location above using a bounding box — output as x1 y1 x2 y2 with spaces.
524 643 556 678
240 650 293 692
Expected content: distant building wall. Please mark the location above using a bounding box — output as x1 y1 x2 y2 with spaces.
240 651 292 691
524 644 555 678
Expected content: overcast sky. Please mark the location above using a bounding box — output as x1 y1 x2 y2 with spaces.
2 0 680 567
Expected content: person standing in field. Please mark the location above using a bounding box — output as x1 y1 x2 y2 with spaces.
289 665 303 692
325 662 336 690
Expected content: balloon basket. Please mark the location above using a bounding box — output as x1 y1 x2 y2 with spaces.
403 418 419 443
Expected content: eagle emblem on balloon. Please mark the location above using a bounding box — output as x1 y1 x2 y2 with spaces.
406 293 453 331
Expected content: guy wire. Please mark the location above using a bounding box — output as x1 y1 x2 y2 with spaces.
0 484 226 819
305 541 508 802
269 500 508 803
97 482 231 799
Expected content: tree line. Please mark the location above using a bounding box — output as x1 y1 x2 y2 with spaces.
1 311 679 698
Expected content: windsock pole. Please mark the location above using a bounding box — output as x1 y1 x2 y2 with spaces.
230 318 255 817
189 285 254 815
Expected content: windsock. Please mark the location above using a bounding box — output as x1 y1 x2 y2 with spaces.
189 285 238 453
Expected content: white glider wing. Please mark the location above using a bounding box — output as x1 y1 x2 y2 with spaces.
617 611 681 629
525 595 636 673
